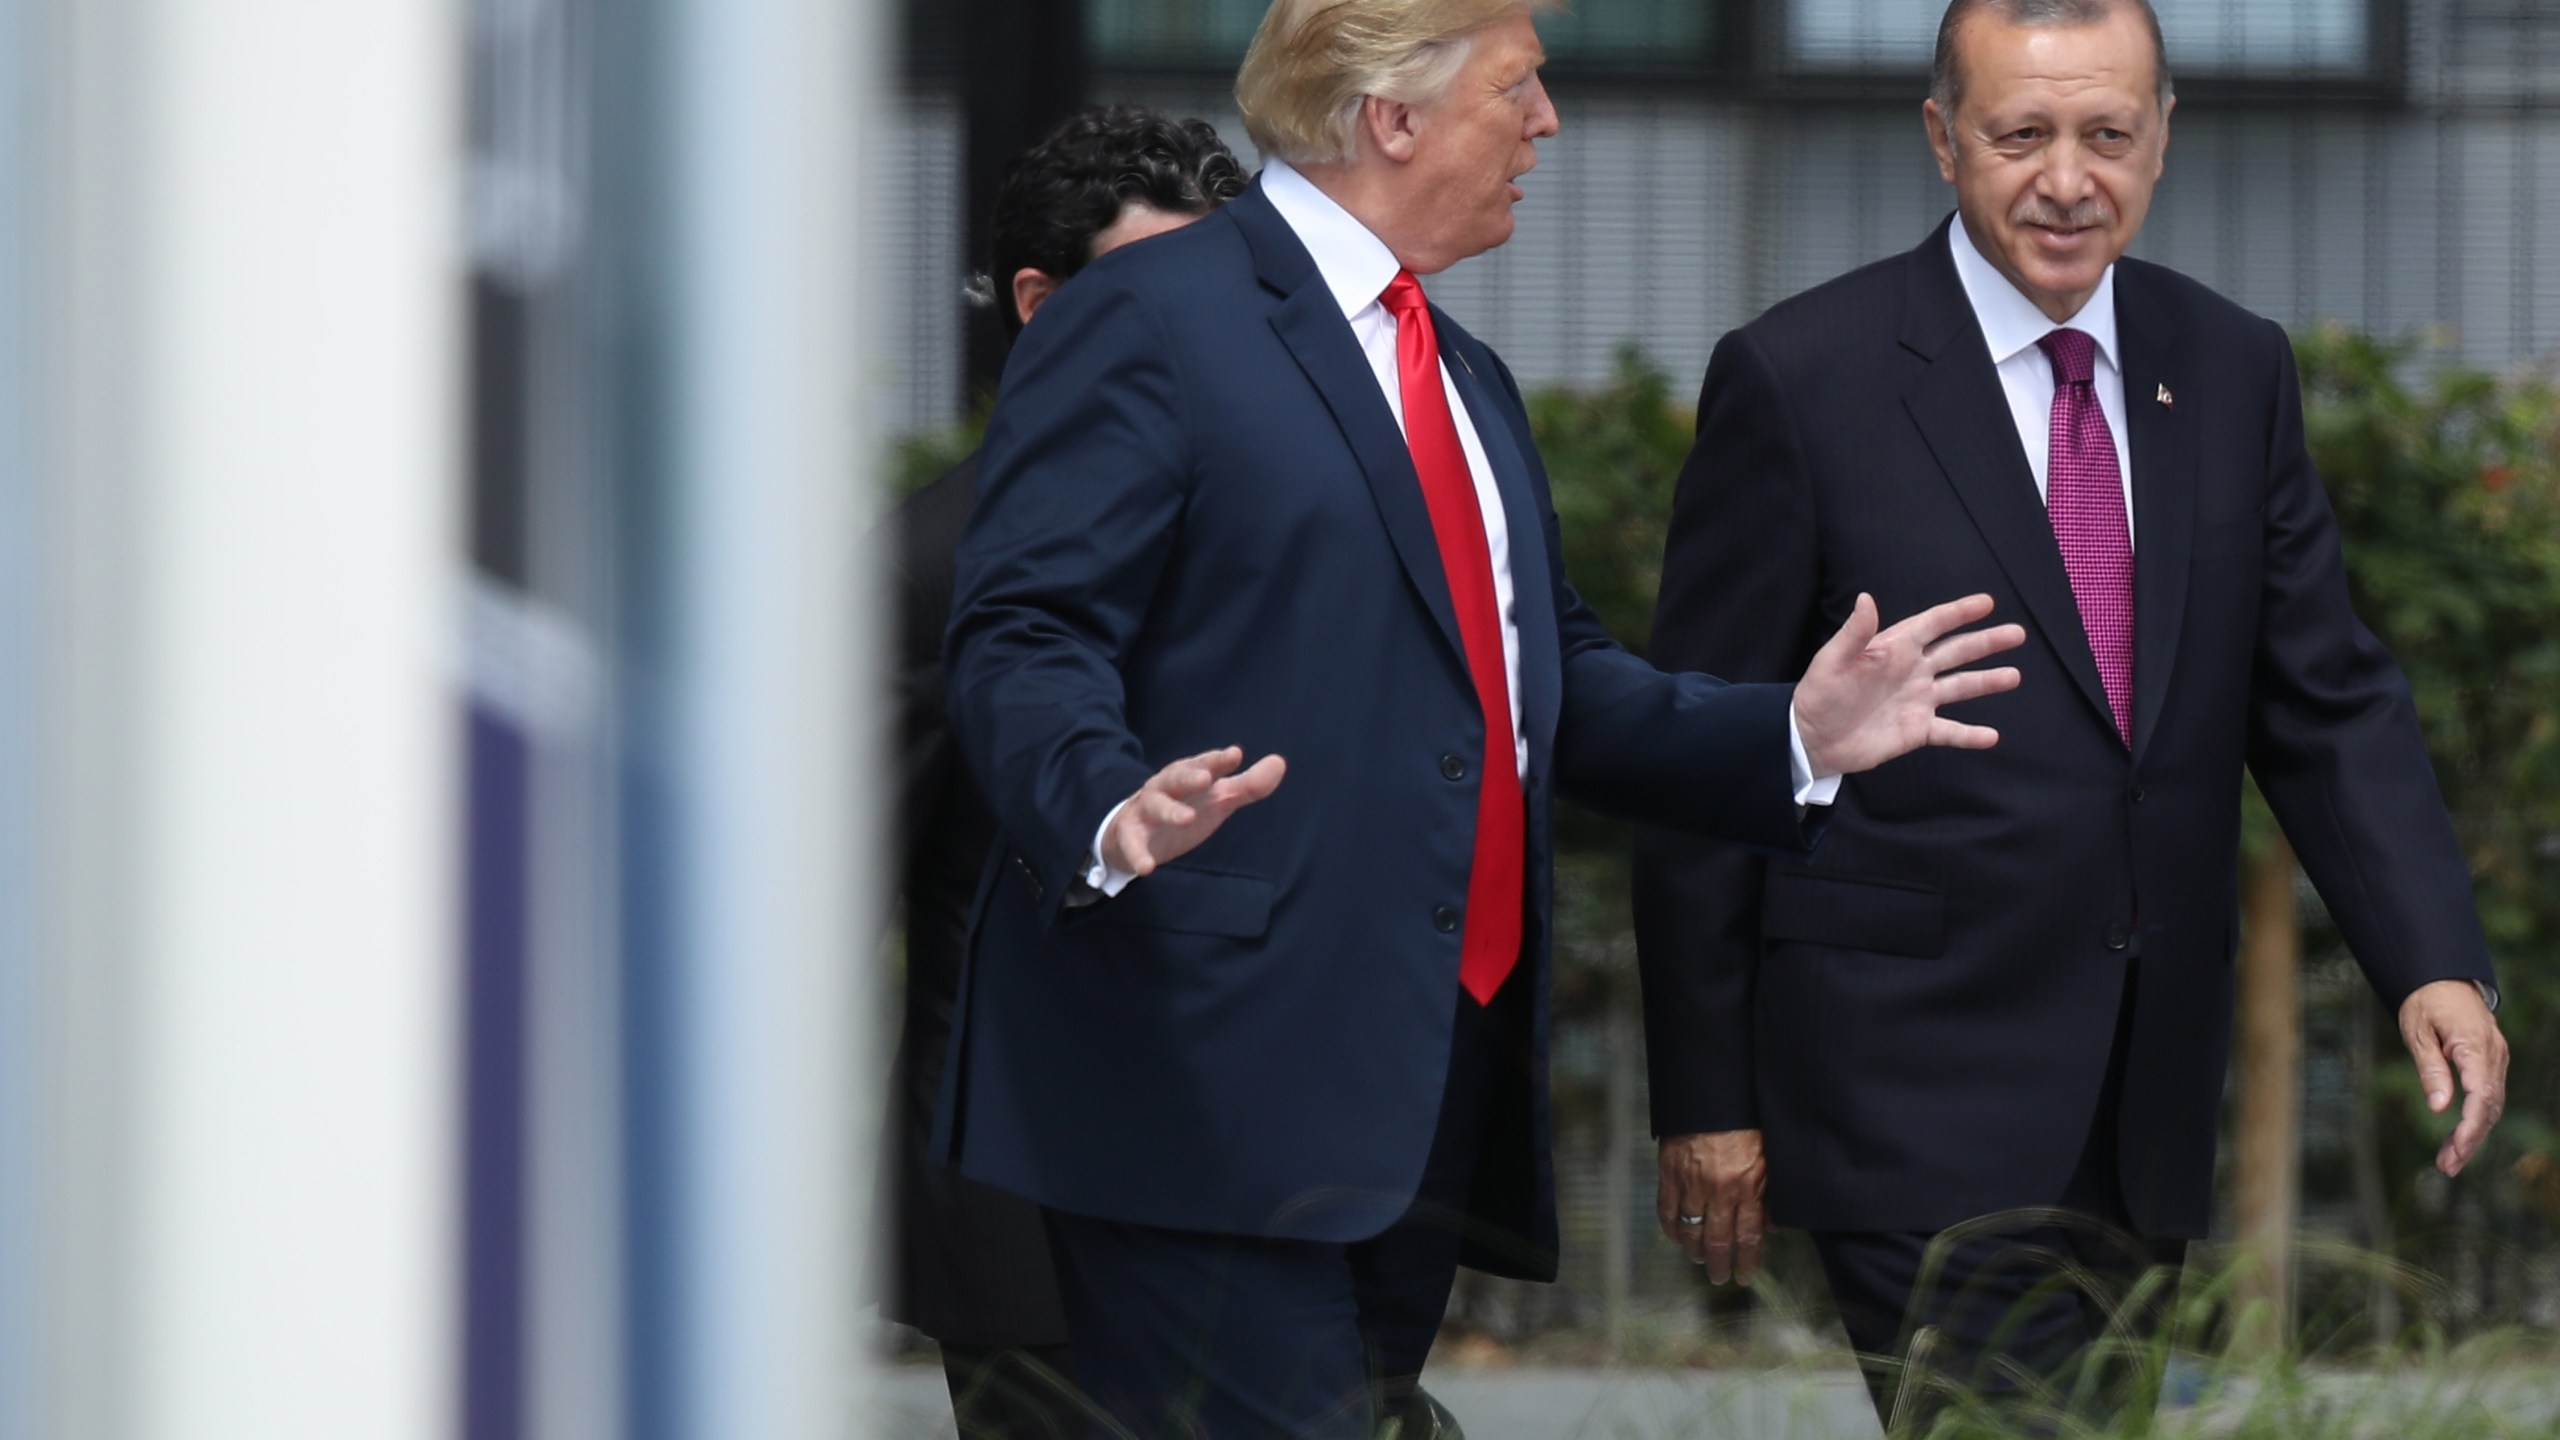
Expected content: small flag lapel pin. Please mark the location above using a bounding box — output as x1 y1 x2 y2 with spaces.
2155 383 2175 409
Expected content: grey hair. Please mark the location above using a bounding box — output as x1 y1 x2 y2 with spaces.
1930 0 2174 118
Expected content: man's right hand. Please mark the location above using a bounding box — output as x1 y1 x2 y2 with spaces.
1656 1130 1768 1285
1099 745 1288 879
1793 592 2024 778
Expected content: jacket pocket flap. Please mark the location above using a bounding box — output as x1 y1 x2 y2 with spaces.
1083 864 1275 940
1761 868 1946 958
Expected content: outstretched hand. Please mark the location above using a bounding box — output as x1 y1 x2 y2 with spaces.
1099 746 1287 879
1793 593 2025 778
2400 978 2508 1177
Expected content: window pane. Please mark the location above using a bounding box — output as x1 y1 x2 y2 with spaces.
1088 0 1720 67
1089 0 1267 64
1785 0 1937 68
1541 0 1715 60
2155 0 2367 74
1787 0 2372 76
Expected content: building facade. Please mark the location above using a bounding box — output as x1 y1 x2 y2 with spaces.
884 0 2560 435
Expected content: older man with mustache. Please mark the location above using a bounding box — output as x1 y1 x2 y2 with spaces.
1633 0 2508 1428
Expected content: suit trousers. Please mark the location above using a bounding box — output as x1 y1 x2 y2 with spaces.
1041 973 1527 1440
1811 964 2187 1433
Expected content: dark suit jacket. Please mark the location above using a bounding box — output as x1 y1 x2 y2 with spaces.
935 178 1807 1280
1632 217 2495 1240
880 454 1068 1346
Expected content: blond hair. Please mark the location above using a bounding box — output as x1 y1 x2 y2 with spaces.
1235 0 1560 166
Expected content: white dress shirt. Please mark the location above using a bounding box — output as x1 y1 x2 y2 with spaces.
1085 162 1824 895
1261 159 1532 779
1948 213 2136 546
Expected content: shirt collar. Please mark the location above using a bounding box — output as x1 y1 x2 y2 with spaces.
1949 212 2119 374
1261 158 1404 321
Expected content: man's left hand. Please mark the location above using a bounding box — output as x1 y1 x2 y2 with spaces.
2399 978 2508 1177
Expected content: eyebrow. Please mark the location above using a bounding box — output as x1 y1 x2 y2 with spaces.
1979 104 2142 129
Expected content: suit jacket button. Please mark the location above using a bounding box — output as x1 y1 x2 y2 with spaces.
2103 923 2131 951
1434 905 1461 934
2132 786 2149 803
1441 753 1468 781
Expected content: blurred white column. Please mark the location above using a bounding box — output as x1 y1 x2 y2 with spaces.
0 0 38 1435
663 0 878 1433
38 0 461 1436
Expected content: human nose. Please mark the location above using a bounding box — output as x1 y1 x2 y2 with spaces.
1525 74 1559 140
2038 136 2092 203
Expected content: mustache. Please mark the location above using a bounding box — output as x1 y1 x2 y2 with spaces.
2013 198 2113 228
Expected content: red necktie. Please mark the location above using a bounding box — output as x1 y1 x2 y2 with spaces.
1380 270 1523 1005
2038 328 2135 746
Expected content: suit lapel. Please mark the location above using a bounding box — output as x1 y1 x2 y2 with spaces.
1235 184 1468 667
2118 266 2195 766
1898 227 2116 737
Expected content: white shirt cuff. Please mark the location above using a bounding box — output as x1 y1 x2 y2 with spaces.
1084 799 1139 898
1789 704 1842 808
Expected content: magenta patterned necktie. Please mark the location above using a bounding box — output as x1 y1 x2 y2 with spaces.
2038 327 2134 747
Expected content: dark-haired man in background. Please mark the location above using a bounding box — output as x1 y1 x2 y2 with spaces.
881 103 1246 1440
1634 0 2508 1426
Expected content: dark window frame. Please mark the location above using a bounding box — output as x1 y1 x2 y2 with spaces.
1079 0 1747 85
922 0 2409 109
1748 0 2407 107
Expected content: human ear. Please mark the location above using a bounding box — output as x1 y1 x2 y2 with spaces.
1012 268 1059 325
1923 99 1957 184
1361 94 1422 163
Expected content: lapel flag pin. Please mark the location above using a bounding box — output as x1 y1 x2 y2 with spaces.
2155 383 2175 409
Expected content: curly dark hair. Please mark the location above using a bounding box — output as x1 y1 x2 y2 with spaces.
987 105 1248 337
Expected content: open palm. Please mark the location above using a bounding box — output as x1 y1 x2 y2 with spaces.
1794 592 2025 777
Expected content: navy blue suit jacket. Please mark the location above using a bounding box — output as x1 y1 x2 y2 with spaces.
935 179 1806 1279
1632 219 2496 1238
